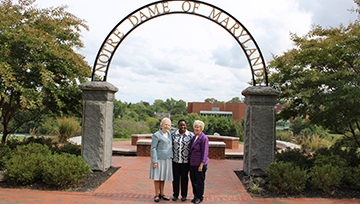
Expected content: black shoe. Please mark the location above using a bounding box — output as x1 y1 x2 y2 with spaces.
181 197 186 201
172 196 178 201
194 198 202 204
159 194 170 201
154 196 160 203
191 198 196 203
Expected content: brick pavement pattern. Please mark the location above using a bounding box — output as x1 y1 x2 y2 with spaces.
0 142 359 203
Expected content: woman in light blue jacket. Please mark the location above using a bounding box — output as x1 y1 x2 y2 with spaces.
149 118 173 203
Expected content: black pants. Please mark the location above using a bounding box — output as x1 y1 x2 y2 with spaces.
189 164 207 200
172 162 190 198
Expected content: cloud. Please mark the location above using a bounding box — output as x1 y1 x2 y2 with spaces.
297 0 357 27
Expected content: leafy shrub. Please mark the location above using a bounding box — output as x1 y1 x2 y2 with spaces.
37 117 59 135
6 136 56 150
312 154 347 167
299 134 332 151
342 166 357 189
314 146 359 167
5 136 81 156
290 117 309 135
309 154 346 193
42 153 92 186
113 119 150 138
299 125 329 137
276 147 313 170
309 164 343 193
276 130 294 142
56 143 81 156
4 143 51 184
266 162 308 195
182 113 244 140
332 134 360 150
0 144 11 170
5 137 26 150
24 136 55 147
348 165 360 190
57 117 81 143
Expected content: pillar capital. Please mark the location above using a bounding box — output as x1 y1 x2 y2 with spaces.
242 86 280 106
79 81 118 92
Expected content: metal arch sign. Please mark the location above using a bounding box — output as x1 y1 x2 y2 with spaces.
91 0 269 86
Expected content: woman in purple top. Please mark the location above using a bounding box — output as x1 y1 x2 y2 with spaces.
189 120 209 204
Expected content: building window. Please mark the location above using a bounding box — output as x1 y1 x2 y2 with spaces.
199 111 233 120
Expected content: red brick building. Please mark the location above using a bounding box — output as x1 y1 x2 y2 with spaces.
187 102 246 122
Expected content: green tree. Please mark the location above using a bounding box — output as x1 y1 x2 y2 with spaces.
151 98 187 115
113 118 150 139
226 97 243 103
0 0 90 143
145 117 160 133
290 117 309 135
113 100 129 119
204 98 224 104
132 102 153 121
167 98 187 115
152 99 167 113
181 113 244 139
268 2 360 147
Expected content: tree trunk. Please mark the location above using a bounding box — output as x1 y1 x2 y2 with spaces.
349 121 360 148
354 121 360 148
1 128 7 144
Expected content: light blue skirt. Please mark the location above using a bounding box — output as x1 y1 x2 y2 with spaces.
149 158 173 181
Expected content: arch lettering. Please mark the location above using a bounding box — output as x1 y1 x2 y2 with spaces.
92 0 268 86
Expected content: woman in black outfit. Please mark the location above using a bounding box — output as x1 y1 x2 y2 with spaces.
171 119 195 201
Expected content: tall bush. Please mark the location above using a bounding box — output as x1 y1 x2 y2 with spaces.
276 130 294 142
275 147 313 170
348 165 360 190
309 164 343 193
266 162 308 195
182 114 244 140
309 154 347 193
0 144 11 170
299 134 333 152
57 117 81 143
113 119 150 138
290 117 308 135
42 153 92 186
4 143 51 184
314 145 360 167
37 117 59 136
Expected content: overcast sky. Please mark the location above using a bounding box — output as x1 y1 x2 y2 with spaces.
34 0 358 104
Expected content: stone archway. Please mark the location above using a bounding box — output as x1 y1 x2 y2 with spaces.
80 0 279 175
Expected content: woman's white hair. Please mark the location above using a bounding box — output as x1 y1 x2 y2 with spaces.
193 120 205 131
160 117 171 126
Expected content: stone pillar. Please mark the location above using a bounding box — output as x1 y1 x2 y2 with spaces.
79 81 118 171
241 86 280 176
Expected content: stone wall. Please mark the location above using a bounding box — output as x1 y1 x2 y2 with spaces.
207 135 239 149
136 139 226 159
131 134 152 145
136 139 152 156
132 134 239 150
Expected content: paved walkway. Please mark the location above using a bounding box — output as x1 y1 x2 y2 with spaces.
0 142 359 203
